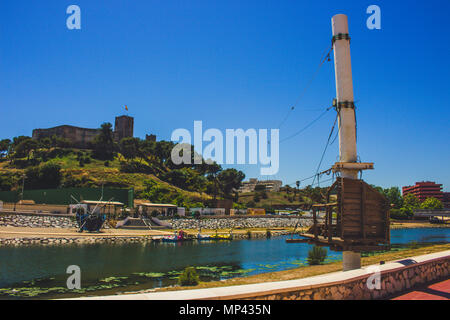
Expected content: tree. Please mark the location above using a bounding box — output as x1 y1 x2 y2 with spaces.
38 137 52 149
11 136 31 150
120 137 140 161
92 123 115 160
216 168 245 198
0 139 11 158
420 197 443 210
15 138 39 161
403 194 420 210
155 140 174 165
139 139 156 161
25 163 62 189
384 187 403 209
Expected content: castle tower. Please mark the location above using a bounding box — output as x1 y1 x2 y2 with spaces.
114 115 134 141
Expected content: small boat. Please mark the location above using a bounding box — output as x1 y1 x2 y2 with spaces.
197 232 233 241
162 230 190 242
209 233 233 241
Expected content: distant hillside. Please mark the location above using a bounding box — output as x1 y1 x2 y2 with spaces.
0 129 247 209
237 185 330 210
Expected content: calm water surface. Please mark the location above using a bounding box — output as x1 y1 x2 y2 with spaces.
0 227 448 299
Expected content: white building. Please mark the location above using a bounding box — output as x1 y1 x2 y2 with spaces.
238 178 282 193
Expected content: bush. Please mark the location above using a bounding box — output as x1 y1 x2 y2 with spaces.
120 160 155 174
420 197 443 210
178 267 199 286
25 163 62 189
307 246 327 265
390 207 413 220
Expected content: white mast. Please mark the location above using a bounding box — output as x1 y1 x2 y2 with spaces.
331 14 361 271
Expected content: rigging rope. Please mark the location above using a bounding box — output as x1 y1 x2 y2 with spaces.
311 113 338 186
280 105 333 143
277 45 333 129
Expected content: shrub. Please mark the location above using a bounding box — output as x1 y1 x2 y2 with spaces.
120 160 154 174
420 197 443 210
178 267 199 286
390 207 413 220
307 246 327 265
25 163 62 189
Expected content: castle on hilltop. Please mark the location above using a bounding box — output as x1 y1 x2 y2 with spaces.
32 115 134 148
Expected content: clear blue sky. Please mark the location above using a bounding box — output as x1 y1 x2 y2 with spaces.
1 1 449 191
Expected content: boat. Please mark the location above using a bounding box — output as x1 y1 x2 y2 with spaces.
162 230 191 242
76 211 106 232
197 232 233 241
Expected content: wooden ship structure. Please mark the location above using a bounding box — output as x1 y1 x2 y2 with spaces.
287 14 390 269
287 176 390 252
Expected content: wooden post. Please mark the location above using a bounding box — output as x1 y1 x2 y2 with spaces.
327 206 332 242
313 207 318 240
361 182 366 239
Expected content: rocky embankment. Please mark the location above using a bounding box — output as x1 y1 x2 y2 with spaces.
0 213 77 228
0 213 311 246
169 217 311 229
0 236 152 246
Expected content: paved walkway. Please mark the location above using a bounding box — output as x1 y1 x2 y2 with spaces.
392 278 450 300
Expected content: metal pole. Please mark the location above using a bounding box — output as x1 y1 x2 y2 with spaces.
332 14 361 271
21 174 26 201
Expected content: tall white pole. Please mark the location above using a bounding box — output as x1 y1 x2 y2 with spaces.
332 14 361 271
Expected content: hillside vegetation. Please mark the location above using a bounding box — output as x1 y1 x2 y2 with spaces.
0 124 244 209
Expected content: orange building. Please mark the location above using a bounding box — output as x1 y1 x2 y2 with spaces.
402 181 443 202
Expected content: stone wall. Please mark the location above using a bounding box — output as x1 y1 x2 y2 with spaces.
240 255 450 300
169 217 311 229
0 236 152 246
0 213 77 228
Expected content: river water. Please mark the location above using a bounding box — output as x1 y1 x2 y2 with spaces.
0 227 448 299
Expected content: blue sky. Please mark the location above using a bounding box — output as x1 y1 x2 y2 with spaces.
1 1 449 190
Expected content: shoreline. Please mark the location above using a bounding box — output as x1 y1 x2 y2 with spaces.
0 221 448 246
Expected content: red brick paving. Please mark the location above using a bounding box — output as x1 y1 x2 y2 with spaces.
392 278 450 300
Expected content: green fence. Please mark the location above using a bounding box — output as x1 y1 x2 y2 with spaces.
0 187 134 207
